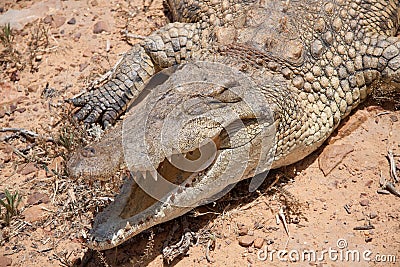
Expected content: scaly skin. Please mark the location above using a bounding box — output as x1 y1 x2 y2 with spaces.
67 0 400 250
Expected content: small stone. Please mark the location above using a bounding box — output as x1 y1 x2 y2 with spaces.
16 107 26 113
238 225 248 236
52 15 66 28
254 238 264 249
390 115 398 122
27 192 50 205
359 199 369 206
10 70 20 82
0 256 12 266
93 21 109 34
238 236 254 247
9 103 17 112
17 162 38 175
67 18 76 25
369 212 378 219
79 62 89 72
73 32 81 41
43 15 53 24
27 86 37 93
364 180 373 188
22 205 48 223
0 109 5 118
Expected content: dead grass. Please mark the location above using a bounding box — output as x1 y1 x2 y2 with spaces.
0 20 52 81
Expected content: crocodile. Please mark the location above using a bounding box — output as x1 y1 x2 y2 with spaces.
67 0 400 251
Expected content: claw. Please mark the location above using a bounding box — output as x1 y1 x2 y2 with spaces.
69 96 85 106
102 109 118 127
74 104 92 121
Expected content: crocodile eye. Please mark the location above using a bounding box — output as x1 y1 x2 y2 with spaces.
81 147 96 158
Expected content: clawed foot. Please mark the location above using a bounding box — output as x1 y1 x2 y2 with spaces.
68 84 130 128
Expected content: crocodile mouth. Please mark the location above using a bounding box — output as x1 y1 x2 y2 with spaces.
81 62 278 250
85 120 271 251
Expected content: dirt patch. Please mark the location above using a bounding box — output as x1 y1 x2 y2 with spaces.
0 1 399 266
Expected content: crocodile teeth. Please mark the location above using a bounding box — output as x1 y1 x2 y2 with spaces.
125 221 132 231
136 171 145 180
117 229 125 239
111 233 118 244
144 170 156 181
148 169 158 181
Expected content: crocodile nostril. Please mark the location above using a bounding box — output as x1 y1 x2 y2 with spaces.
81 147 96 158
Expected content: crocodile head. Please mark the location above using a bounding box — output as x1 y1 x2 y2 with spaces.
67 62 278 250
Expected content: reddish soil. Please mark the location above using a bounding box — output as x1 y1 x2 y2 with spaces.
0 1 399 266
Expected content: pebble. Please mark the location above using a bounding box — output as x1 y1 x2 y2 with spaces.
16 107 26 113
93 21 109 34
254 238 264 249
10 70 20 81
238 236 254 247
359 199 369 206
27 192 50 205
22 204 48 223
0 256 12 267
79 62 89 72
364 180 373 188
238 225 248 236
52 15 66 28
73 32 81 41
369 212 378 219
67 17 76 25
390 115 398 122
27 85 37 93
43 15 52 24
17 162 38 175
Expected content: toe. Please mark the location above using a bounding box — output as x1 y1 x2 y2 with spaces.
69 94 89 107
74 104 92 121
84 107 103 124
102 109 118 128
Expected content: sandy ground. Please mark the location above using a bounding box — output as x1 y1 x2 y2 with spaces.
0 1 399 266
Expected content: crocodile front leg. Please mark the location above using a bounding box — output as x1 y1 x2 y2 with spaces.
69 22 201 127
